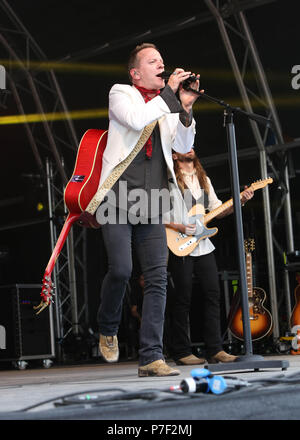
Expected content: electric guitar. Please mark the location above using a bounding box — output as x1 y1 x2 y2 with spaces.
228 238 273 341
166 178 273 257
34 129 108 314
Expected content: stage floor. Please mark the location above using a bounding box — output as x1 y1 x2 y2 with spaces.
0 353 300 420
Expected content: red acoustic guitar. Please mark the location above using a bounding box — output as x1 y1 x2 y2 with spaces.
34 129 107 314
228 238 273 341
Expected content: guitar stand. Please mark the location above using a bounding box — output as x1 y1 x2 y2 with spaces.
185 85 289 373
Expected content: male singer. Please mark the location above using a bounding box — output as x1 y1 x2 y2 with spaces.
95 43 200 376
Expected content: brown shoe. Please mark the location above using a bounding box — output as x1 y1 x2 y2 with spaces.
209 350 237 364
138 359 181 377
176 354 206 365
99 334 119 363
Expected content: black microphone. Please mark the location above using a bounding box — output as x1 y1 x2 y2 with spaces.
157 71 198 88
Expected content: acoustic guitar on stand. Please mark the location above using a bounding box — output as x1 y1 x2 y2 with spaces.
290 272 300 329
289 272 300 354
166 178 273 257
34 129 108 314
228 238 273 341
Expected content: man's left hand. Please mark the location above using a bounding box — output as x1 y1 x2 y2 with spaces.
241 185 254 205
179 74 203 112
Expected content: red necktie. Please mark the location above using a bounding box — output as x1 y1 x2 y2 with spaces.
134 85 160 159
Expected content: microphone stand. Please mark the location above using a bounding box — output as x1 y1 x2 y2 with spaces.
184 86 289 373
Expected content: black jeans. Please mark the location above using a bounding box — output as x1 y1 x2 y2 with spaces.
167 251 223 360
97 221 168 366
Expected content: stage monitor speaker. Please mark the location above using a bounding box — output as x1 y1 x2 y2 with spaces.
0 284 55 361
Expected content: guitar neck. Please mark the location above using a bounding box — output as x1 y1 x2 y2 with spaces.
204 195 238 224
246 252 253 298
204 178 272 224
44 213 80 278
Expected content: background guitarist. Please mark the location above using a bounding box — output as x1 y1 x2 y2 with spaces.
165 147 254 365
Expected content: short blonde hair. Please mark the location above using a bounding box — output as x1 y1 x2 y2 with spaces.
127 43 159 81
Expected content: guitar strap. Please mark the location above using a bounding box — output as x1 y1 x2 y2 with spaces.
77 120 158 228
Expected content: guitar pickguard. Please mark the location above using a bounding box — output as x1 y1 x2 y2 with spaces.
167 220 219 256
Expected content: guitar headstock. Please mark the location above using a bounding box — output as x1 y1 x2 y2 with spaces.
33 275 55 315
244 238 255 253
250 177 273 191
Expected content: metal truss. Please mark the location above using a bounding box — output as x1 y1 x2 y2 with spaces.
61 0 294 340
60 0 276 62
0 0 87 359
46 160 89 360
61 0 295 341
0 0 296 353
204 0 295 340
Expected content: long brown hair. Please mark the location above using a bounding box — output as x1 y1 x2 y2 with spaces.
173 152 210 195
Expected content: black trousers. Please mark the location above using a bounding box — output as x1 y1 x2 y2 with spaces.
167 250 223 360
97 221 168 366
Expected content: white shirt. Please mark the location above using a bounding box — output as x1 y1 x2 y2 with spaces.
181 170 222 257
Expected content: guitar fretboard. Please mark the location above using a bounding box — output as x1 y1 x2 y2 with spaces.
246 252 253 298
204 196 240 224
203 179 272 225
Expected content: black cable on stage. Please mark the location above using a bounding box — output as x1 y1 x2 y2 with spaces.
55 388 186 407
18 388 125 412
17 370 300 412
18 387 191 412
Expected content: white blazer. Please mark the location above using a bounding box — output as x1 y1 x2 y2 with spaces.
97 84 196 223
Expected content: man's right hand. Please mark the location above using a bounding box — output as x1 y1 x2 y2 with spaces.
167 68 192 94
177 223 197 236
